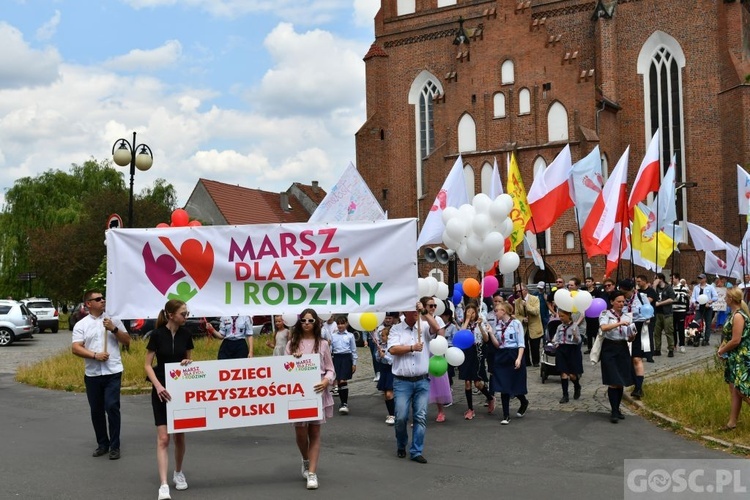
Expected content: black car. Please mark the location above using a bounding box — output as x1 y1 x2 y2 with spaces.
68 302 88 330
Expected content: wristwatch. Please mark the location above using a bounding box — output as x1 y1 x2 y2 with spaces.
112 327 119 334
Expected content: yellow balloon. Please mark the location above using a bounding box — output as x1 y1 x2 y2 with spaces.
570 290 578 312
360 312 378 331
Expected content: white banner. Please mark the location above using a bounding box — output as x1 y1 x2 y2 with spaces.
105 219 418 318
165 355 323 433
308 162 386 222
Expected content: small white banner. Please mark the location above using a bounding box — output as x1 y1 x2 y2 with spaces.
105 219 418 318
165 355 324 433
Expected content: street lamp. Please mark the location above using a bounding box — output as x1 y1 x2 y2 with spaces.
111 131 154 228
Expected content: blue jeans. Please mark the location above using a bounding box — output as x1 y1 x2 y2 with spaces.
393 377 429 458
84 372 122 450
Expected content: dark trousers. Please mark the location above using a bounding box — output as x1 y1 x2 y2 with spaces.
673 311 686 347
585 317 599 350
524 333 541 366
367 339 381 375
218 339 249 359
84 372 122 450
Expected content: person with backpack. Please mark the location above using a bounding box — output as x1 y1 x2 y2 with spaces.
671 273 690 353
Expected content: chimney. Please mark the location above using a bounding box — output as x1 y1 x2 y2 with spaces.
280 192 290 212
311 180 319 193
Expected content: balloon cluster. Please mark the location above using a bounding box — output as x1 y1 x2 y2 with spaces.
156 208 202 228
441 193 520 275
553 288 593 314
417 277 449 315
428 335 466 376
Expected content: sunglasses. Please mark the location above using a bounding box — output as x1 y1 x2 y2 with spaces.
427 304 437 308
87 297 105 303
299 318 316 324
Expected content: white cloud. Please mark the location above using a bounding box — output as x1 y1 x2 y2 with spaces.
0 22 61 89
353 0 379 28
256 23 366 116
35 10 61 41
103 40 182 72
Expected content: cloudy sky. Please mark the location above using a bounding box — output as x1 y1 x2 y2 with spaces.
0 0 380 208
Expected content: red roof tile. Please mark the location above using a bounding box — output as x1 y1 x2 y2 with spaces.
197 179 324 225
363 42 388 61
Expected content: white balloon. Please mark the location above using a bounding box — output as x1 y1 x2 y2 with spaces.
374 312 386 326
317 313 332 321
489 196 511 221
554 289 574 312
445 217 467 241
348 313 364 331
425 276 439 297
457 204 476 221
445 346 466 367
442 230 461 251
472 193 492 214
498 193 514 214
417 278 430 298
434 299 446 316
498 252 520 274
499 218 514 238
282 313 298 327
482 231 505 256
698 294 708 305
466 234 484 259
441 206 459 225
472 213 492 238
436 282 449 300
479 259 496 272
573 290 593 312
429 335 449 356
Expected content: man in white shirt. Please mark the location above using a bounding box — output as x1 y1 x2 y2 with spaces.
388 299 440 464
71 290 130 460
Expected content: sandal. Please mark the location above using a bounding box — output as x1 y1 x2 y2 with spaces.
436 413 446 423
719 425 737 432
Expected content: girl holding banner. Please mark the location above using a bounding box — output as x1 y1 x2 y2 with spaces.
286 308 336 490
144 299 194 500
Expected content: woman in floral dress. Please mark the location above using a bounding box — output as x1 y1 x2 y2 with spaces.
717 288 750 431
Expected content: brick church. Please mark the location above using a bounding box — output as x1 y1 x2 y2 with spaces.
355 0 750 286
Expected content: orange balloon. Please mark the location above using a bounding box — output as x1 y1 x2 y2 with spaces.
463 278 481 298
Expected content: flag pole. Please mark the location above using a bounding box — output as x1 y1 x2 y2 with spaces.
573 207 588 280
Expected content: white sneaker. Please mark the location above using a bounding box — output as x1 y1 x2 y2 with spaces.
173 471 188 491
306 472 319 490
301 459 310 479
339 404 349 414
373 373 380 382
385 415 395 425
680 346 686 353
158 484 171 500
500 418 510 425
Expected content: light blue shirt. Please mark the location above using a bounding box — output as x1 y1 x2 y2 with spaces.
331 330 358 365
218 315 252 340
494 318 525 349
691 283 718 306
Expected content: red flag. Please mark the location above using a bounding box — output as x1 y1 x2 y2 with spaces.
627 129 661 218
580 147 629 258
526 145 574 233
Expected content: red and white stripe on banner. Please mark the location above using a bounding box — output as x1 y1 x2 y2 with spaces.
288 399 320 420
173 408 207 430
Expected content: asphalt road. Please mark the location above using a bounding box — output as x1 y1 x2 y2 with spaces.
0 331 734 499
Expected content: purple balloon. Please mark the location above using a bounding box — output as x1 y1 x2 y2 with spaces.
453 329 474 350
585 297 607 318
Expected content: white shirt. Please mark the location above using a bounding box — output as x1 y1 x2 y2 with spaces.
321 321 337 344
387 319 431 377
72 313 127 377
218 315 252 340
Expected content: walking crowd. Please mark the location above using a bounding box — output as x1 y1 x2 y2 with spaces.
70 271 750 497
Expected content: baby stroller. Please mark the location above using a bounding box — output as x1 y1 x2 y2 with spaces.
540 318 561 383
685 319 703 347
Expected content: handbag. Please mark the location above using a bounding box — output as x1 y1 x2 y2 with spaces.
590 331 604 364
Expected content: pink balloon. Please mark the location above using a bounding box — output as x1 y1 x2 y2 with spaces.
188 220 202 226
156 222 169 228
482 276 499 297
171 208 190 227
585 297 608 318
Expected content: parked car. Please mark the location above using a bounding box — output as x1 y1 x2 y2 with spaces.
68 302 88 330
0 300 36 346
21 298 59 333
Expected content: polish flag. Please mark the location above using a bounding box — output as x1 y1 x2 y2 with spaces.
288 399 320 420
173 408 207 431
525 144 573 233
581 147 630 258
627 129 661 218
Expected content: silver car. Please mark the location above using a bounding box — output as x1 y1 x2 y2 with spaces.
21 298 59 333
0 300 35 346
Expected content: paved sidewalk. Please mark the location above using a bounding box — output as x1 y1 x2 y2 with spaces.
348 331 719 419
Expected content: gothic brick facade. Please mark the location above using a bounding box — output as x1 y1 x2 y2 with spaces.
356 0 750 285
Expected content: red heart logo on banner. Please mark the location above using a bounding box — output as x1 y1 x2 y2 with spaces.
159 237 214 288
284 362 295 371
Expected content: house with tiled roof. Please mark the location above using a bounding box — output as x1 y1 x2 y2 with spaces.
184 178 326 225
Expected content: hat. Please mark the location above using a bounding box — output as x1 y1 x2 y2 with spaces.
537 281 546 289
386 312 400 318
727 282 734 289
618 278 635 291
698 273 706 279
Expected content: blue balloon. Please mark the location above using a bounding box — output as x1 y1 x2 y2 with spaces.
452 289 462 305
453 329 474 350
639 303 654 319
453 282 463 297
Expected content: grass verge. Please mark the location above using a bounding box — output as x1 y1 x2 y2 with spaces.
15 334 275 394
644 360 750 447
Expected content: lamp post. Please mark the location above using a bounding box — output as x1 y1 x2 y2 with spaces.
111 132 154 228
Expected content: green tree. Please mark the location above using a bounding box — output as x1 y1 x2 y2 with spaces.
0 159 176 303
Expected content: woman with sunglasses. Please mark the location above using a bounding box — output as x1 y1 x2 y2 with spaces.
145 299 194 500
286 308 335 490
